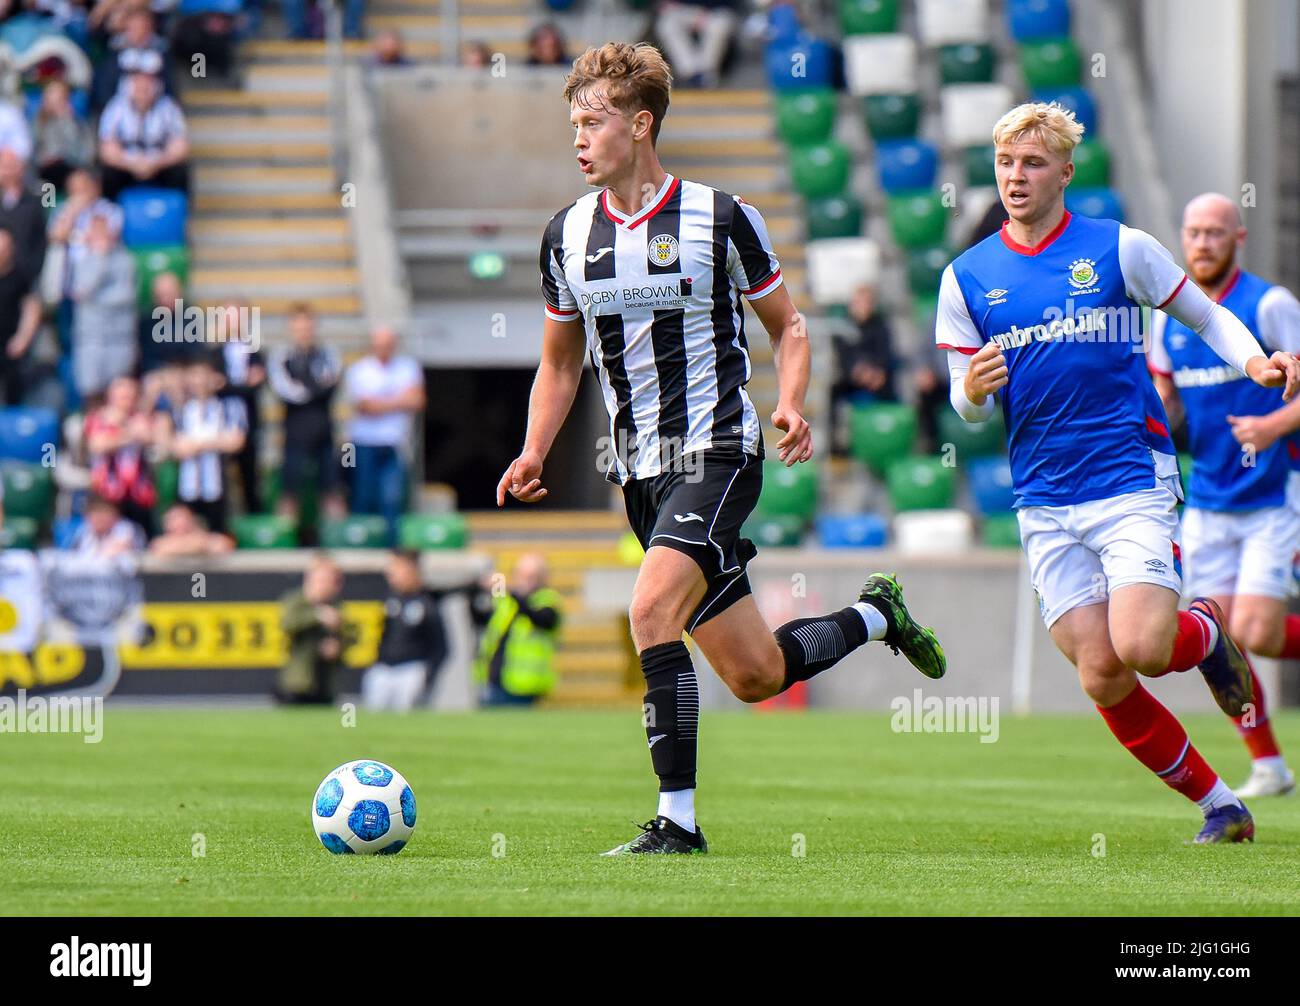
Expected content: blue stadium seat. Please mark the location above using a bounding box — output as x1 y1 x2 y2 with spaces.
967 456 1016 515
0 406 58 463
1007 0 1070 42
815 513 888 548
768 3 803 43
120 187 188 248
1066 186 1125 222
53 516 84 550
766 33 834 91
875 138 939 194
180 0 244 12
1031 85 1096 135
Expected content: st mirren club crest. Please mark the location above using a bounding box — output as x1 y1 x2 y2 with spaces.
648 233 679 268
1067 258 1099 291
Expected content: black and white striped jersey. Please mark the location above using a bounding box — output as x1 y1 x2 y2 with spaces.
539 173 783 484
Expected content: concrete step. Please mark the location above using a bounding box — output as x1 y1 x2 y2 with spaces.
245 65 329 92
193 243 353 264
192 142 332 162
195 165 335 194
466 510 628 535
191 216 349 243
657 137 783 161
193 192 343 213
183 89 328 110
544 680 637 707
662 111 774 139
191 265 359 292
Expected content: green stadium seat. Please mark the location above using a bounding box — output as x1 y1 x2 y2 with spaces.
153 459 178 515
911 293 940 331
1020 37 1082 89
849 402 916 475
965 145 996 187
231 514 298 549
887 457 956 511
887 191 947 248
0 516 38 549
863 93 919 139
319 515 389 548
789 141 851 199
937 408 1006 459
744 513 805 548
839 0 898 35
398 513 468 550
133 245 189 310
1 462 54 522
757 459 818 521
1071 138 1111 188
981 513 1022 549
938 43 995 85
774 89 837 146
805 194 863 240
905 245 952 297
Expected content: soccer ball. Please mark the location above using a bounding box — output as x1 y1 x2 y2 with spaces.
311 759 417 855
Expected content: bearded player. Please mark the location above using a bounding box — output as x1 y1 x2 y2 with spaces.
938 102 1300 843
1149 192 1300 798
496 42 945 855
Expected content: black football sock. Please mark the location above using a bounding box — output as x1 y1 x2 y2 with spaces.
639 640 699 793
774 608 870 692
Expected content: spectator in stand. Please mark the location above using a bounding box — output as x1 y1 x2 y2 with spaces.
276 552 344 705
0 96 32 162
98 65 189 200
92 7 172 112
33 80 95 193
166 354 245 535
912 345 950 456
268 302 345 526
0 148 48 287
48 168 122 360
70 209 137 405
459 40 493 69
362 550 449 712
370 28 408 68
219 301 265 514
139 268 186 372
282 0 363 40
526 22 568 66
344 326 424 545
832 284 897 405
0 228 42 407
67 494 146 557
171 4 240 85
656 0 742 88
149 501 234 557
85 374 159 535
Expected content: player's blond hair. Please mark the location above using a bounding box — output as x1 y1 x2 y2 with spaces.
563 42 672 145
992 101 1085 156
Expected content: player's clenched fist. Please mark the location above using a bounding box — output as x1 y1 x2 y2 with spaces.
964 341 1008 405
1244 351 1300 402
496 450 548 506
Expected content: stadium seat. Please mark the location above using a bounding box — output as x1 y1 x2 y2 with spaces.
981 512 1022 549
806 237 882 305
744 513 805 548
938 43 996 85
0 406 58 463
0 516 37 549
912 293 940 331
1071 138 1111 188
964 144 997 187
120 187 188 248
153 459 178 514
844 35 917 96
905 244 952 297
132 245 189 310
398 513 468 549
1066 187 1124 222
862 93 920 139
915 0 990 47
849 401 916 474
1007 0 1071 43
887 456 956 511
52 515 83 550
893 509 973 553
769 3 803 43
758 459 818 520
788 141 850 199
1031 86 1097 135
180 0 243 12
774 89 837 146
839 0 898 35
815 513 888 548
319 515 389 548
937 408 1005 459
1020 37 1082 89
231 514 297 549
875 138 939 194
1 462 55 521
966 455 1016 514
940 83 1014 148
805 194 863 240
887 192 947 249
765 33 834 91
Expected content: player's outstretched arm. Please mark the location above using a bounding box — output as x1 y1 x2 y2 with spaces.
496 315 586 506
752 284 813 465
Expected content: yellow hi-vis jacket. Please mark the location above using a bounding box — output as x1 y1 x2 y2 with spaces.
472 588 563 697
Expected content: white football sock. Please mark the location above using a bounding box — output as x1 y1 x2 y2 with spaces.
658 788 696 833
852 601 889 641
1197 778 1241 813
1254 755 1288 773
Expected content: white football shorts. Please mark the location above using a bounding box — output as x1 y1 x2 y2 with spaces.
1181 504 1300 600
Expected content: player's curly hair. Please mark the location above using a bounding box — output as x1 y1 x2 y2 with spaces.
992 101 1086 155
563 42 672 145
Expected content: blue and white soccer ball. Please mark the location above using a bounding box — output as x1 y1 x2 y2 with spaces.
311 759 416 855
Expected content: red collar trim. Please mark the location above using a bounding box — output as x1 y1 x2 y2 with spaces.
602 175 678 229
1214 268 1242 304
999 210 1073 257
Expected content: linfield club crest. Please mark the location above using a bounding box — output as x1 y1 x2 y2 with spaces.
648 234 679 267
1068 257 1098 291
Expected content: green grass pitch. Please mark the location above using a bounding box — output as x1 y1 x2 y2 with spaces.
3 706 1299 916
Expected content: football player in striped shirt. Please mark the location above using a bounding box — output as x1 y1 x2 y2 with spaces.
497 42 946 855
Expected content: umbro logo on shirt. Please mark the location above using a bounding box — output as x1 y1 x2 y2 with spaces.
585 247 614 263
984 288 1009 305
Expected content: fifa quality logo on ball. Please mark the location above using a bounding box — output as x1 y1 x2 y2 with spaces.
1067 258 1098 292
648 234 679 267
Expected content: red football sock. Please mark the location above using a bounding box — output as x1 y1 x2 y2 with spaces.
1281 615 1300 660
1232 661 1282 760
1097 683 1218 802
1158 609 1214 676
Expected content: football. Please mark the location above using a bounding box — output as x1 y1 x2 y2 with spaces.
311 759 417 855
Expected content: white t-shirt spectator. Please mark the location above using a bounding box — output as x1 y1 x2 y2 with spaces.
345 354 423 448
69 518 145 556
99 92 187 156
0 101 32 161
